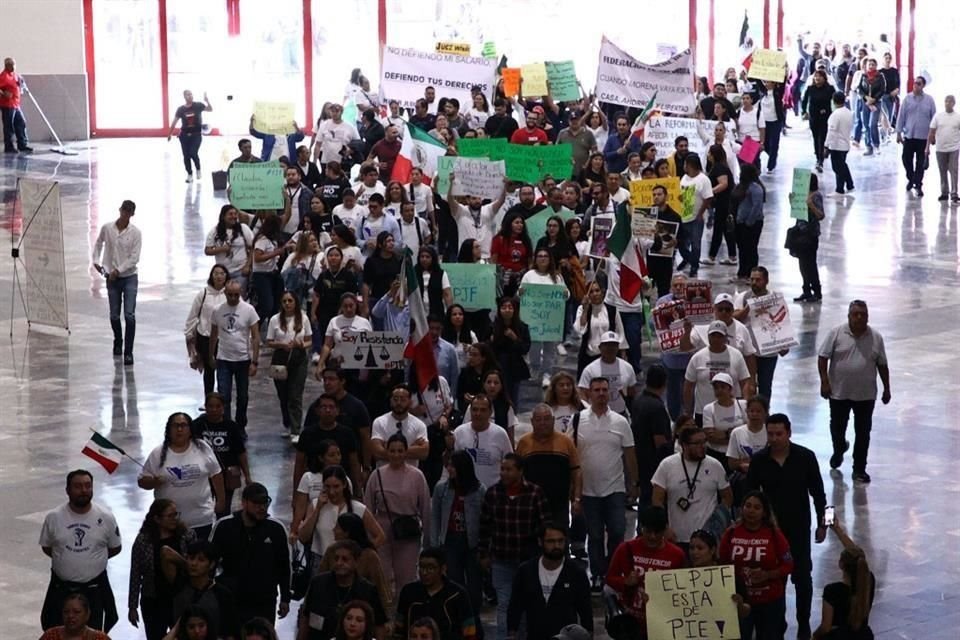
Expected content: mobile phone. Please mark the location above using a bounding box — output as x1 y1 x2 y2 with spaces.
824 506 835 526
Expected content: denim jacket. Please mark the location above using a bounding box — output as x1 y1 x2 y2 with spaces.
430 480 485 549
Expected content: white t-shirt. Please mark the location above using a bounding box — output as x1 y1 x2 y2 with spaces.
737 107 765 142
609 187 631 205
333 203 369 230
450 333 478 368
587 124 609 152
267 311 313 343
316 119 360 164
325 314 373 346
574 408 635 497
408 183 433 214
574 305 628 356
383 202 404 220
206 224 253 274
551 404 581 436
410 376 453 425
352 181 386 208
310 500 367 556
680 173 714 221
689 320 758 358
140 441 222 528
684 347 750 414
464 405 519 433
421 271 451 311
931 110 960 153
253 236 279 273
371 413 429 466
400 216 431 254
701 399 748 453
39 502 122 582
651 453 729 543
759 94 780 123
283 186 306 235
726 424 769 462
211 300 260 362
297 471 354 501
539 558 564 601
281 252 323 279
467 107 490 130
323 245 365 270
451 201 498 258
452 422 514 489
578 358 637 415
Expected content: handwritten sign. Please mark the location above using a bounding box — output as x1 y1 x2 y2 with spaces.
630 177 682 211
452 158 506 200
749 49 788 82
502 68 522 97
229 162 284 210
525 207 575 246
436 41 471 56
653 300 687 352
520 283 566 341
458 137 508 160
482 42 497 59
502 143 573 183
435 156 456 195
746 292 798 355
253 101 296 135
545 60 579 102
332 331 406 370
790 168 811 220
521 62 549 96
444 263 497 310
645 565 741 640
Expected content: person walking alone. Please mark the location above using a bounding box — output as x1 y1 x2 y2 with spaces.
896 75 937 197
92 200 142 365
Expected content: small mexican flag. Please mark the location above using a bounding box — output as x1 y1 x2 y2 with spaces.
401 249 438 391
631 91 659 136
82 432 125 474
606 201 648 303
391 122 449 186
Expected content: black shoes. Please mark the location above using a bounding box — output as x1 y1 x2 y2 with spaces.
939 193 950 201
113 340 122 356
795 293 822 303
830 440 850 469
916 186 924 197
18 146 33 153
853 472 871 484
123 353 134 365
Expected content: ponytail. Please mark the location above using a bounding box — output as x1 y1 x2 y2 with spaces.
841 546 872 630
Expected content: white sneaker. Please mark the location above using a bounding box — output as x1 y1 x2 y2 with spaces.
541 373 551 388
290 434 300 445
700 257 716 265
311 353 321 364
185 174 193 183
197 169 202 178
720 257 738 265
556 343 568 356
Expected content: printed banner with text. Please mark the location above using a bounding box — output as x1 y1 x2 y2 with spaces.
746 292 798 355
332 331 406 369
381 46 497 109
595 37 697 114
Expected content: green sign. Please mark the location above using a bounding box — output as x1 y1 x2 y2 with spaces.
482 41 497 59
229 162 284 210
545 60 579 102
457 137 508 160
525 207 575 245
680 185 696 223
520 283 567 342
435 156 456 195
502 143 574 183
790 168 812 220
444 263 497 310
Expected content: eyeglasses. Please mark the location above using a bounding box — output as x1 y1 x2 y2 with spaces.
250 497 273 507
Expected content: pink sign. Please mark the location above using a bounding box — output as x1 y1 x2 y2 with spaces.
738 136 762 164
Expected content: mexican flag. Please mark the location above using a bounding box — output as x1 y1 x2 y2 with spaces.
391 122 448 186
631 91 659 137
82 432 124 474
606 202 648 303
401 249 438 391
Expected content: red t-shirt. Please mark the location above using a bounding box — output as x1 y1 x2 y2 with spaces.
490 235 529 272
606 538 687 616
510 128 548 145
719 523 795 604
0 71 22 109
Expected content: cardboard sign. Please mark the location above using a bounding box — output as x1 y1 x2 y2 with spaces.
482 42 497 59
435 41 471 56
520 283 566 341
645 565 741 640
332 331 406 369
502 143 574 183
228 162 284 210
630 177 683 211
451 158 507 200
738 136 762 164
520 62 549 96
435 156 456 195
253 101 296 135
444 263 497 310
458 137 508 160
790 168 812 220
526 207 575 246
502 68 522 97
749 49 788 82
545 60 579 102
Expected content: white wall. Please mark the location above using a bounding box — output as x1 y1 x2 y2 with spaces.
0 0 85 75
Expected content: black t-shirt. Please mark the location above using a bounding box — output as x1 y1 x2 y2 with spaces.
709 166 734 215
409 113 436 132
192 416 246 468
303 573 386 640
822 577 876 639
319 175 352 212
313 269 361 328
303 392 371 438
363 253 403 302
296 423 359 467
172 581 240 639
176 102 206 135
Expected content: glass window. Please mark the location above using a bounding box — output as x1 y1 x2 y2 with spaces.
312 0 379 123
915 3 960 98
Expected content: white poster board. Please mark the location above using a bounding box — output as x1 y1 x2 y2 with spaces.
595 37 697 114
380 46 497 109
18 179 69 330
331 330 406 370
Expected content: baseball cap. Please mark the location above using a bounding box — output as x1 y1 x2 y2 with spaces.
711 372 734 387
242 482 271 504
713 293 734 306
532 105 545 114
553 625 591 640
599 331 620 344
707 320 728 335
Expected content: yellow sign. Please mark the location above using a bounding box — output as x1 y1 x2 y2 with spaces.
749 49 788 82
520 62 549 96
253 101 296 136
646 565 741 640
435 41 471 56
630 177 682 211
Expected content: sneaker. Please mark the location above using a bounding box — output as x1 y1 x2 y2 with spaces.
815 163 823 173
185 174 193 183
864 148 874 157
311 353 321 364
830 441 849 469
113 340 122 356
700 256 716 265
719 257 738 265
852 472 871 484
123 353 134 366
556 343 567 356
290 434 300 445
541 373 551 388
916 187 924 197
18 146 33 153
939 193 949 201
794 293 811 302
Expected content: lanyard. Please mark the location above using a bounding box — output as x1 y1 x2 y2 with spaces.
681 458 703 500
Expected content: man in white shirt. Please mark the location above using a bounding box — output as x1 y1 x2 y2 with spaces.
682 320 752 419
929 94 960 202
825 91 855 194
577 332 637 416
678 155 714 278
314 103 360 165
447 177 506 259
353 165 386 207
651 426 732 548
332 189 367 231
680 292 758 384
40 470 122 631
209 280 260 429
398 201 432 255
452 394 513 489
370 384 429 465
605 172 630 206
572 377 638 589
92 200 142 365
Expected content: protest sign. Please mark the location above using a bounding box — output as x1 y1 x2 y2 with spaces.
595 37 697 114
520 283 566 341
452 158 506 200
681 186 696 223
656 43 679 60
652 300 687 352
444 263 497 310
643 115 736 161
253 101 296 135
545 60 580 102
526 207 575 245
646 565 741 640
738 137 762 164
332 331 406 370
229 162 284 210
381 46 497 109
482 42 497 59
590 216 614 256
631 207 658 240
457 137 508 160
790 168 812 220
502 143 574 183
19 179 69 330
521 62 549 96
630 177 682 211
502 68 522 96
682 279 714 324
649 219 680 258
746 292 798 355
436 41 470 56
749 49 788 82
434 156 456 195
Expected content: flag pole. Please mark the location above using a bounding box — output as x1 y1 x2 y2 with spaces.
88 426 145 468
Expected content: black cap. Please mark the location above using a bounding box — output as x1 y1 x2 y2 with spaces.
242 482 270 503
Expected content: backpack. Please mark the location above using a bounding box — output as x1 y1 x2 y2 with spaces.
283 255 318 305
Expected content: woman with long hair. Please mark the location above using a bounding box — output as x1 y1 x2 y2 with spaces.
720 490 795 640
204 205 253 293
490 213 533 299
687 530 751 622
490 296 531 408
415 245 453 318
281 231 323 310
463 369 519 443
565 218 590 263
299 465 385 573
327 224 364 274
334 600 376 640
702 144 737 266
456 342 500 412
792 172 825 302
544 371 586 436
291 440 345 541
192 392 250 506
362 231 403 327
318 513 393 615
406 167 436 228
578 151 607 191
266 291 312 441
574 280 626 375
409 369 455 491
431 450 485 617
138 413 225 540
584 111 609 153
384 180 409 219
316 292 373 373
654 158 672 178
733 163 766 281
128 500 195 640
520 249 570 388
184 264 230 400
802 69 835 172
442 304 478 368
812 520 875 640
251 212 285 333
536 215 584 346
311 244 361 355
172 605 212 640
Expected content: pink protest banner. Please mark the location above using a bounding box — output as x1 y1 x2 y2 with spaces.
738 137 761 164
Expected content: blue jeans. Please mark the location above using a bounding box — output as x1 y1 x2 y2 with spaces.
107 274 138 354
861 102 880 149
679 218 705 277
851 94 864 142
1 106 28 149
529 341 557 378
491 559 520 640
216 359 251 428
756 355 778 401
764 119 782 170
251 272 279 331
620 310 644 373
581 492 626 580
664 365 687 420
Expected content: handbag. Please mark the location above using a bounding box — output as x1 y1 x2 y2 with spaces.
268 348 292 380
290 543 310 601
376 469 423 540
224 465 242 490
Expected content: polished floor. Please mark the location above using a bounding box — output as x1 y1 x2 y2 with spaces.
1 130 958 640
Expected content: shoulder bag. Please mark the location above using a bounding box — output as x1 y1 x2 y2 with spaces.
376 469 423 540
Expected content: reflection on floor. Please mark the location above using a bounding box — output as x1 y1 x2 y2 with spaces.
1 135 958 640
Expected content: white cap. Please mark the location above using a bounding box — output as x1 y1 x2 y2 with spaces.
713 293 734 306
711 372 734 387
707 320 728 335
599 331 620 344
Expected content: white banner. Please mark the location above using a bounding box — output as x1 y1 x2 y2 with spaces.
643 115 736 162
452 158 506 200
595 37 697 115
332 330 406 370
746 293 798 356
19 179 69 330
380 46 497 109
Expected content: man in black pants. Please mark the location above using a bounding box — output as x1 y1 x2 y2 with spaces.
896 75 937 197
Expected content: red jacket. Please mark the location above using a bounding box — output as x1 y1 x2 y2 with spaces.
719 523 794 604
606 537 686 617
0 71 22 109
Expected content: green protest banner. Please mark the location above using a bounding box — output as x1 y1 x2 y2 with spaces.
457 137 508 159
502 143 574 183
229 162 284 210
444 263 497 310
790 168 812 220
520 283 567 342
435 156 456 195
525 207 575 245
545 60 580 102
482 41 497 59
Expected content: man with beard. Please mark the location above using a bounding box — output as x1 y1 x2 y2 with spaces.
504 184 546 220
